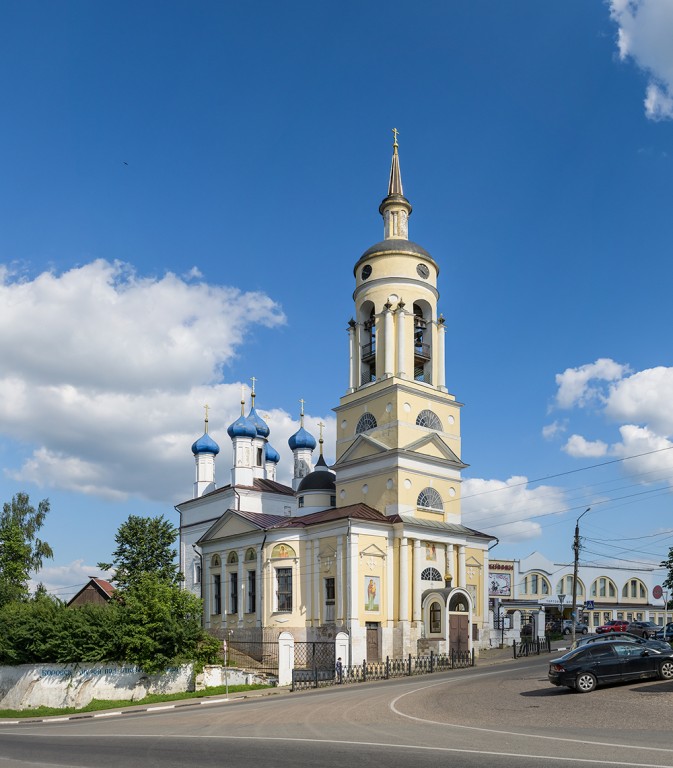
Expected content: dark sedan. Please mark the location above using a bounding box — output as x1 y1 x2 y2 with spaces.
548 641 673 693
572 631 671 652
627 620 660 638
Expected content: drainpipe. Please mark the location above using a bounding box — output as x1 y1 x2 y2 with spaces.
192 544 203 600
488 537 499 552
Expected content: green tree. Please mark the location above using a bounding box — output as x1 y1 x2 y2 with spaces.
0 493 53 607
98 514 181 592
661 546 673 598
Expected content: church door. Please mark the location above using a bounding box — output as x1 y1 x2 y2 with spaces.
449 614 469 652
366 622 380 662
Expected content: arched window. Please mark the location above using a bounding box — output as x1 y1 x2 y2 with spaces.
211 555 221 567
413 303 431 383
416 409 442 430
555 575 584 597
590 577 617 598
245 548 256 562
227 551 238 564
526 572 551 596
417 487 443 511
360 304 376 385
356 412 377 433
622 579 647 599
421 567 442 581
429 601 442 633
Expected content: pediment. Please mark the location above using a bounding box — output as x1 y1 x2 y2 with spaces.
360 542 386 559
333 433 390 465
198 510 264 543
403 433 466 467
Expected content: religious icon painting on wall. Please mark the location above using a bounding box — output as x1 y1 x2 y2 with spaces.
364 576 380 611
424 541 437 561
271 543 295 559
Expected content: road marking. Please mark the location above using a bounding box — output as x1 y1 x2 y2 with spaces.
146 705 176 712
389 673 673 756
93 712 123 718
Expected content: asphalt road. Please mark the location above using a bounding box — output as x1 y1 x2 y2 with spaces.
1 654 673 768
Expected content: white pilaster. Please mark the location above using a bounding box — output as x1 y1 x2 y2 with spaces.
237 548 244 623
336 535 344 623
313 539 321 625
437 320 446 390
354 323 362 389
304 539 312 624
348 324 356 392
459 545 466 587
386 533 394 627
412 538 422 622
383 304 393 378
482 548 490 625
231 437 254 487
446 543 454 583
348 532 360 626
194 453 216 499
396 304 406 378
256 548 263 626
399 537 409 622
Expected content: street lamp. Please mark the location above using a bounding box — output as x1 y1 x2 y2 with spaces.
571 507 591 646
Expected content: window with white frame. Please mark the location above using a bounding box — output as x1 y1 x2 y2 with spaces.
622 579 647 599
213 573 221 615
276 567 292 612
417 487 443 512
429 601 442 634
229 572 238 614
324 577 335 622
247 570 256 613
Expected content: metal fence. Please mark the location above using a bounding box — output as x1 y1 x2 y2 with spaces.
513 636 552 658
227 640 279 675
292 649 474 691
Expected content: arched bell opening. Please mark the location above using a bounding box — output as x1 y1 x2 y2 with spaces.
413 300 433 383
359 301 376 385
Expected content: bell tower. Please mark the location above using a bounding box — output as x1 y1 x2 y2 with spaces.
333 132 466 524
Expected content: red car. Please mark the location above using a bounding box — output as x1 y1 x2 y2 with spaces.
595 619 629 634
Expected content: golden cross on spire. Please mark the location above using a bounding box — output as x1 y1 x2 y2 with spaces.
204 403 210 431
392 127 399 148
299 398 305 416
318 421 325 440
250 376 257 395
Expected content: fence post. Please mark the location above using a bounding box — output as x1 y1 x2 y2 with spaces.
471 648 475 666
362 660 366 682
512 641 517 659
386 656 390 680
430 650 434 673
408 653 412 676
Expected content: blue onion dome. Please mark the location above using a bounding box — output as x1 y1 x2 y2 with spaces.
191 432 220 455
265 442 280 464
247 406 270 437
227 414 257 439
288 426 317 451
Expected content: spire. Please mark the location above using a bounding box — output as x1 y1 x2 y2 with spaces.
379 128 412 239
388 127 403 197
204 403 210 433
318 421 325 456
299 398 305 427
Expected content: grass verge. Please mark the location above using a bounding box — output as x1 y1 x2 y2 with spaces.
0 683 272 719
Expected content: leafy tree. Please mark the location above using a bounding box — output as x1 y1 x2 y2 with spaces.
118 573 219 674
0 493 53 607
661 546 673 600
98 514 181 592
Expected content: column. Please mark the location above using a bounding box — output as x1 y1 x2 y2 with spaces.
304 540 312 625
347 532 360 626
437 318 446 390
458 545 466 587
383 303 393 378
348 321 356 392
446 543 454 584
412 538 422 622
313 539 321 625
399 537 409 622
386 534 394 626
336 535 344 623
482 548 490 624
354 323 362 389
256 548 263 626
237 548 244 623
396 302 406 378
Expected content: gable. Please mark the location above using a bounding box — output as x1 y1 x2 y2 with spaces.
402 433 465 467
199 510 264 543
333 433 389 465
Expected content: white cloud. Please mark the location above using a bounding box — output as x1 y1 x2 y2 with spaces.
563 434 608 458
609 0 673 120
0 260 336 504
554 358 629 409
542 420 567 440
29 559 112 602
462 476 567 543
605 366 673 435
609 424 673 484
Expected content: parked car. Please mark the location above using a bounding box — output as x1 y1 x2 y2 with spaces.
561 620 589 636
654 622 673 642
627 620 660 639
595 619 629 634
572 632 671 652
548 641 673 693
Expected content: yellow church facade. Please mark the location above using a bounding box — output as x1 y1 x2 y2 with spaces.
178 136 496 662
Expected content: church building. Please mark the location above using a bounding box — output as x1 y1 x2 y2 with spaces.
177 137 496 662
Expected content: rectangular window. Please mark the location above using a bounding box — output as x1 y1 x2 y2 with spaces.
277 567 292 612
324 577 335 622
247 570 256 614
256 447 263 466
531 575 538 594
213 574 221 615
230 572 238 614
195 563 202 585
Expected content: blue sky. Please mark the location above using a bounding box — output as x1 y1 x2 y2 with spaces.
1 1 673 598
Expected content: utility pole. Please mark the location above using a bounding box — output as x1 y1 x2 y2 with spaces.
571 508 591 647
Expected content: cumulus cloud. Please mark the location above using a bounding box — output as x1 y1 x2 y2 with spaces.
605 366 673 435
554 358 630 409
609 0 673 120
563 434 608 458
0 260 335 503
542 420 567 440
462 476 567 543
29 559 112 602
